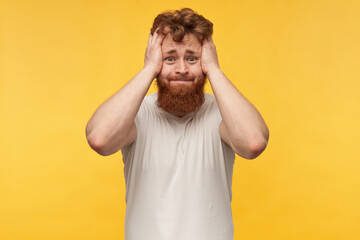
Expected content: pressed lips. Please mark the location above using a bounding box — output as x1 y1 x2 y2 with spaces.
168 76 195 82
171 79 193 81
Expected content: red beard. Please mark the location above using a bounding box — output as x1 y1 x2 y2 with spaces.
156 74 207 117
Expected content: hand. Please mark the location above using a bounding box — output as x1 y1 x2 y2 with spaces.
201 37 220 76
143 29 166 78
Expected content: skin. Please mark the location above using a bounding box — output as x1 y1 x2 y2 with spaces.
86 29 269 159
158 33 204 88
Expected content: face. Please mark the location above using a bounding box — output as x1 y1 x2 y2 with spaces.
156 33 207 117
158 33 204 86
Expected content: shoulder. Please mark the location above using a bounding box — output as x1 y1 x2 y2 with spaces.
195 93 221 123
204 93 218 107
137 92 158 113
202 93 220 113
204 92 215 101
143 92 158 106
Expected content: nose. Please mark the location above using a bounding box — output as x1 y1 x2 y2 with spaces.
175 60 189 74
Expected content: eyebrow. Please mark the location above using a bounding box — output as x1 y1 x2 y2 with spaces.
165 49 199 54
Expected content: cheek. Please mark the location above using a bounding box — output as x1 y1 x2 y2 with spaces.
190 64 204 76
158 65 170 78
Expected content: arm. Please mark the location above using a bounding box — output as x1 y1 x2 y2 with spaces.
201 37 269 159
85 31 165 156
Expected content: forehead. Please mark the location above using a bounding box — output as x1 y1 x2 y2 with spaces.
162 34 201 53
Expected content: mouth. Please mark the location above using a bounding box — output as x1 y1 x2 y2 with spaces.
170 79 194 82
170 80 194 85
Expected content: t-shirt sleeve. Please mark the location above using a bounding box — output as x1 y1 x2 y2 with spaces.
211 97 236 158
120 98 148 157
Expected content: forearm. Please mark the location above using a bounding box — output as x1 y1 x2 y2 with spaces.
86 67 155 148
208 69 269 149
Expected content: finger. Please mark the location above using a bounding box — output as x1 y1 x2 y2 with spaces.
209 37 216 46
155 32 166 46
148 33 152 46
151 27 160 45
202 37 209 47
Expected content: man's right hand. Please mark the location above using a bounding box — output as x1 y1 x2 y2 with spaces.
143 29 166 78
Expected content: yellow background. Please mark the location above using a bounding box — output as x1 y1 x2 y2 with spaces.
1 0 359 239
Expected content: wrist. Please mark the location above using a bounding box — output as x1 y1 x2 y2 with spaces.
206 67 222 80
142 66 159 79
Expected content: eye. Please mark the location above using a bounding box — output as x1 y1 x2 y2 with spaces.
165 57 175 62
188 56 197 62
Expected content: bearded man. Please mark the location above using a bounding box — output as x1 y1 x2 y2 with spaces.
86 8 269 240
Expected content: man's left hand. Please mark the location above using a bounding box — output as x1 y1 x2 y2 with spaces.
201 37 220 76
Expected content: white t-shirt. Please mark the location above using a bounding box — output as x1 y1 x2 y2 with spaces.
121 92 235 240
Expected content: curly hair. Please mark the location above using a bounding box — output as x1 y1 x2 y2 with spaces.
150 8 213 43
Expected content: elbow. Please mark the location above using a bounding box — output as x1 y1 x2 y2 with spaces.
247 139 268 159
86 126 112 156
246 128 269 159
233 135 269 160
87 136 111 156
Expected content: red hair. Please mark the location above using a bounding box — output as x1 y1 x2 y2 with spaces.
150 8 213 43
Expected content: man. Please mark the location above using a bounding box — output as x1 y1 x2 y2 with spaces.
86 8 269 240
